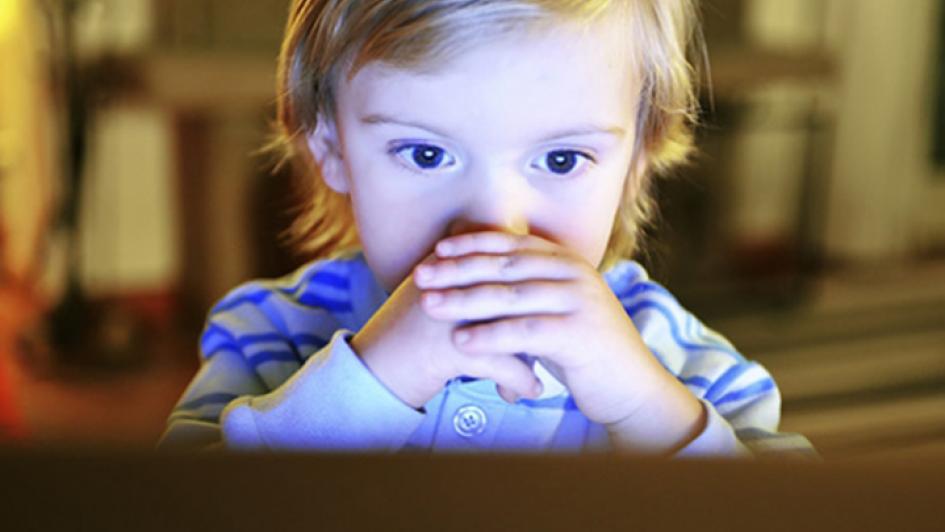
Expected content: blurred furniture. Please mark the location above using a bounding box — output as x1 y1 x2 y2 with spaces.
658 46 836 315
652 1 837 317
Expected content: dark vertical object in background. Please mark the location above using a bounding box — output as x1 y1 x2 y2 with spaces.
794 107 834 280
172 112 213 334
32 0 147 370
644 0 748 287
932 0 945 171
44 0 99 366
650 0 835 318
249 126 302 281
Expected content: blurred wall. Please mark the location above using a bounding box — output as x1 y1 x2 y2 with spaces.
78 106 179 295
721 0 945 267
822 0 945 263
727 0 826 256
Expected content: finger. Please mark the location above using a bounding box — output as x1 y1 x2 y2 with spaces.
458 352 543 401
453 314 570 359
414 251 581 289
435 231 559 258
422 281 576 321
496 383 519 404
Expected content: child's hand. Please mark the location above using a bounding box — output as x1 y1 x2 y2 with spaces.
413 231 706 453
350 251 544 410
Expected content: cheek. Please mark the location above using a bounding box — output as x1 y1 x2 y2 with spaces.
349 183 456 290
544 182 626 266
338 133 457 286
567 201 619 262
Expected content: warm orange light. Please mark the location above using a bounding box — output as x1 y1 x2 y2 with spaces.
0 0 18 40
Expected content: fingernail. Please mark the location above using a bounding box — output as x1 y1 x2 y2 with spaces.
437 241 454 255
415 265 433 282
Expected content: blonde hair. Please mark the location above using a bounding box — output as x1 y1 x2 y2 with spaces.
269 0 708 271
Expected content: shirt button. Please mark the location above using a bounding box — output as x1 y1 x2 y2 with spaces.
453 404 487 438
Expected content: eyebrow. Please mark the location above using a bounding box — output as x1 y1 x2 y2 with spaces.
360 113 626 142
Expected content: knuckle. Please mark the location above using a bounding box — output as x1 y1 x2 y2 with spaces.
467 324 497 351
447 259 466 279
497 255 517 277
470 322 495 342
505 283 524 302
447 288 465 304
520 316 542 335
573 283 593 309
457 349 485 372
455 345 477 363
483 322 503 341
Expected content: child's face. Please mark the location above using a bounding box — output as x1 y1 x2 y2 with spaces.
310 16 641 294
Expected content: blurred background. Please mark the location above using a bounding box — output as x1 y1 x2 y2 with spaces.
0 0 943 460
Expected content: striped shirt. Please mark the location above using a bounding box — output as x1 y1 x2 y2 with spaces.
159 250 817 458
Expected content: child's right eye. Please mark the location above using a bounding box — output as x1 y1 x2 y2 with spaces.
390 143 457 173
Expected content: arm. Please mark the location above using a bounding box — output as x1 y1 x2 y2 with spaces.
626 293 819 459
219 329 425 451
157 347 267 450
157 278 425 452
674 356 819 459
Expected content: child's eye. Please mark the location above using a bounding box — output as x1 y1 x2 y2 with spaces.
390 143 456 173
389 143 595 178
532 149 595 177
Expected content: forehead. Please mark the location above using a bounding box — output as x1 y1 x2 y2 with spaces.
337 15 640 145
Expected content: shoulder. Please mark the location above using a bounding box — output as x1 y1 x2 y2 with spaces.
199 250 368 359
209 251 360 317
603 259 679 313
605 261 788 434
604 259 745 369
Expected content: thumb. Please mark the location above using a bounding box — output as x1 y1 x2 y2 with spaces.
467 354 542 404
496 384 521 404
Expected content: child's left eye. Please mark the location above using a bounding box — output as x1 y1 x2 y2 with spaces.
391 144 456 172
532 150 595 177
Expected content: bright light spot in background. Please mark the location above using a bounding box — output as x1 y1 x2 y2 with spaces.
0 0 18 39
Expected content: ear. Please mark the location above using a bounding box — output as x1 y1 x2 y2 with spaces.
306 118 350 194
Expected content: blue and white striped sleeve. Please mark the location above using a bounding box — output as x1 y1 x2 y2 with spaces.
158 261 425 451
156 289 276 450
219 328 425 451
615 269 818 459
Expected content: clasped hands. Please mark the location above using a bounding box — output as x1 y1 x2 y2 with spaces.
352 231 706 454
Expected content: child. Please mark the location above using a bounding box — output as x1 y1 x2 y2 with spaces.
160 0 816 457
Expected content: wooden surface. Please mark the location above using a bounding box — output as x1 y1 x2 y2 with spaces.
0 451 942 532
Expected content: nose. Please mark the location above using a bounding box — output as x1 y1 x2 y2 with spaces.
447 171 531 238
